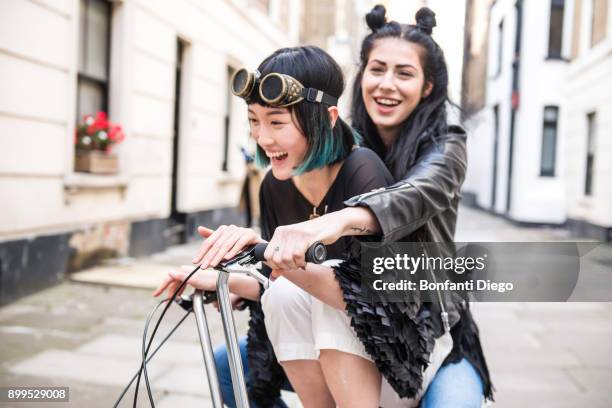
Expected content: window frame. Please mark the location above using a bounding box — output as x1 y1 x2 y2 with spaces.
495 19 504 77
584 112 597 196
222 66 236 173
540 106 560 177
76 0 112 123
547 0 566 59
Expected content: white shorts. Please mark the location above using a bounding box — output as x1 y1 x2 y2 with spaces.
260 275 371 362
260 272 453 408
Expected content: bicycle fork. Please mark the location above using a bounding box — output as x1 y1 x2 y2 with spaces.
193 265 270 408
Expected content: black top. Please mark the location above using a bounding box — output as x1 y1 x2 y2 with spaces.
259 147 394 259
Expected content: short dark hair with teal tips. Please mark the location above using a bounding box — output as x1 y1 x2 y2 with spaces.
247 46 358 175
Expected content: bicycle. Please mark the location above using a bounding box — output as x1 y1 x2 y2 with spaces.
114 241 327 408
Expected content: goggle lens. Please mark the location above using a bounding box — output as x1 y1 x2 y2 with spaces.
260 74 285 105
231 69 253 97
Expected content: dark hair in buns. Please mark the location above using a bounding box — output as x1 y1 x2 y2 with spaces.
365 4 386 32
415 7 436 35
351 5 450 179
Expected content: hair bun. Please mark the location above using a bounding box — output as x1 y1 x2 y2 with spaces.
366 4 387 32
415 7 436 35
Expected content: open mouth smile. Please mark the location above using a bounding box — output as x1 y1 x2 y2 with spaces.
267 151 289 162
374 97 401 107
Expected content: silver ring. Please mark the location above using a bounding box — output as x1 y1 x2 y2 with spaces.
274 246 280 252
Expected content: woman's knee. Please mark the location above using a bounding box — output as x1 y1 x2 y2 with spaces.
214 337 250 383
421 358 484 408
213 344 232 383
261 277 310 318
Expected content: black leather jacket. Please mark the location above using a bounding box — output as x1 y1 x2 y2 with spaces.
345 125 467 335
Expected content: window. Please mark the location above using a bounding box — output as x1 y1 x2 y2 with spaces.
491 105 500 209
540 106 559 176
591 0 609 47
77 0 111 121
223 67 235 172
548 0 565 58
585 112 597 195
496 20 504 76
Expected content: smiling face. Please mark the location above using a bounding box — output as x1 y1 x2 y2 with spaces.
361 37 432 142
248 104 308 180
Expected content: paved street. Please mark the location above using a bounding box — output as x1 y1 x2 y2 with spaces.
1 206 611 407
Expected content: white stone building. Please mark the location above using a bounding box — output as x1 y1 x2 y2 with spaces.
562 0 612 241
0 0 301 304
462 0 610 241
463 0 571 224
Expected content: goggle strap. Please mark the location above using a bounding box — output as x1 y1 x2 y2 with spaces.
300 87 338 106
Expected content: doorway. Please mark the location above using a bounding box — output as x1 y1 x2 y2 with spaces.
167 38 188 246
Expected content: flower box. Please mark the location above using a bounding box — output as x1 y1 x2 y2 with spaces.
75 151 119 174
74 111 125 174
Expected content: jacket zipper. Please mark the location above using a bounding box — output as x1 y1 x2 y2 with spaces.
356 182 413 203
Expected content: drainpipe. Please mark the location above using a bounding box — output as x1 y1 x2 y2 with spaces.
506 0 522 215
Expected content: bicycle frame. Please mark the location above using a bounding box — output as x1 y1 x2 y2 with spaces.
192 263 269 408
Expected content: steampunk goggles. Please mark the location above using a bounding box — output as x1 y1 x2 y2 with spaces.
230 68 338 108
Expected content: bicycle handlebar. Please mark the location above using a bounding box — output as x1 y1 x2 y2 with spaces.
252 241 327 264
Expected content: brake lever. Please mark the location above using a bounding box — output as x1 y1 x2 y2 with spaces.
217 245 259 269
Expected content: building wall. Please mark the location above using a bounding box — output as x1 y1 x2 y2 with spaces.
462 0 494 115
563 0 612 239
463 0 570 224
0 0 298 240
464 0 516 213
300 0 337 49
0 0 300 304
509 0 567 223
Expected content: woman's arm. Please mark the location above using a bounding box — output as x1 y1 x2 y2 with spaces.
336 206 381 236
345 129 467 242
153 266 262 301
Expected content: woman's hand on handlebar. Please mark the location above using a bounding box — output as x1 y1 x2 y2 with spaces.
263 215 343 270
192 225 264 269
152 265 218 299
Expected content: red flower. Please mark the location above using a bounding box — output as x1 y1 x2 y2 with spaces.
76 111 125 152
95 111 107 122
109 125 121 141
92 112 108 131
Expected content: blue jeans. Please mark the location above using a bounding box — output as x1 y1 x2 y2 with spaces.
421 358 484 408
214 337 290 408
214 337 483 408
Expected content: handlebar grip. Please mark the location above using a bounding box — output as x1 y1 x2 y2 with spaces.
253 242 327 264
305 242 327 264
